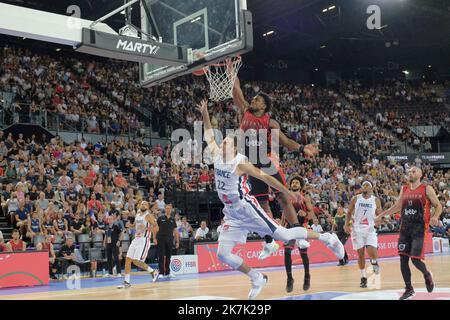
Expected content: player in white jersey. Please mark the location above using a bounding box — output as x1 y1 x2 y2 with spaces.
117 201 159 289
344 181 382 288
197 99 345 299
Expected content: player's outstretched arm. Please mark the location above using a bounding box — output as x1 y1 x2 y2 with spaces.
269 119 320 156
377 188 404 221
146 213 159 235
232 76 249 116
196 99 219 157
236 161 295 201
426 185 443 227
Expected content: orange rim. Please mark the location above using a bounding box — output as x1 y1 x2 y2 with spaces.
192 55 241 75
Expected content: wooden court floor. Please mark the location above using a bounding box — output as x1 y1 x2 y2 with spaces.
1 255 450 300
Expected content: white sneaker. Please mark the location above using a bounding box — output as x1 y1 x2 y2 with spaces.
168 273 176 278
103 273 111 278
324 233 345 260
116 273 122 278
150 269 159 282
258 241 279 260
117 281 131 289
373 263 380 275
248 274 268 300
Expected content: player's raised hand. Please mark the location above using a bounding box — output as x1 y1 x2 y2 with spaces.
304 144 320 157
196 99 208 114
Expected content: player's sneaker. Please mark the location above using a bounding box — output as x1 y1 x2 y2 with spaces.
303 274 311 291
324 233 345 260
149 269 159 282
248 274 268 300
372 263 380 275
117 281 131 289
360 277 368 288
258 241 279 260
286 277 294 293
399 288 415 300
424 272 434 293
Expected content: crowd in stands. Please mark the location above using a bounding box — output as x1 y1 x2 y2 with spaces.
0 42 449 279
0 44 145 135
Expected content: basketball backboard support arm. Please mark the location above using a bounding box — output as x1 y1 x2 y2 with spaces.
0 2 190 65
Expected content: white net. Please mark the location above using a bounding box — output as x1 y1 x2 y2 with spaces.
203 56 242 101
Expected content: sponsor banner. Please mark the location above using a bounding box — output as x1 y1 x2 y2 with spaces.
196 233 433 273
386 153 450 164
0 251 49 288
170 255 199 275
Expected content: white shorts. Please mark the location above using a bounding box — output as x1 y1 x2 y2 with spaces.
218 196 280 244
351 231 378 250
127 236 151 261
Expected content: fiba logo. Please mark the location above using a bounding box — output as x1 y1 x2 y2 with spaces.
171 258 182 272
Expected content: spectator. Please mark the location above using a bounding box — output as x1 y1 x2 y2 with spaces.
37 234 58 279
155 193 165 215
178 216 193 239
195 220 210 240
6 229 26 252
70 213 84 236
57 237 76 278
15 201 29 235
53 210 69 237
311 219 324 233
0 232 6 252
104 215 122 277
216 218 225 237
27 211 43 243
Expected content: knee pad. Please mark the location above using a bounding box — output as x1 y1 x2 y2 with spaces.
217 242 243 270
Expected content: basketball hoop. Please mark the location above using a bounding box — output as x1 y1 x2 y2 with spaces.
193 56 242 102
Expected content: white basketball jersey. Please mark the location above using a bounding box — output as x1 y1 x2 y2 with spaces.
353 194 377 232
214 153 250 206
135 211 151 238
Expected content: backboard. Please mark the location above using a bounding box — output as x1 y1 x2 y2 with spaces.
139 0 252 87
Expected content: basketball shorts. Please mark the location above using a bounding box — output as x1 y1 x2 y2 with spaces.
248 155 286 202
219 195 280 244
398 223 426 260
127 236 151 261
351 230 378 250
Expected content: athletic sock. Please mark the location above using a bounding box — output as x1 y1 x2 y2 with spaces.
360 269 367 278
247 269 261 282
284 248 292 278
370 259 378 266
264 235 273 243
147 266 154 273
400 255 412 289
125 274 131 283
300 251 310 275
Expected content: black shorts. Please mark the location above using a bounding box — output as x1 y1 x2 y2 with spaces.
248 162 286 202
398 223 426 260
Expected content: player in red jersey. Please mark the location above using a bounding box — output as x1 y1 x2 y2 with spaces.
376 166 442 300
6 229 26 252
233 77 320 259
283 176 316 292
